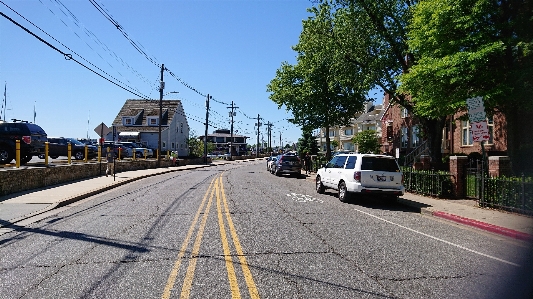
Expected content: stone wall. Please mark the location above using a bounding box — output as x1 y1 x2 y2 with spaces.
0 158 192 197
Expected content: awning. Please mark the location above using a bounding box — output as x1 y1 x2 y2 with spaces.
119 132 140 137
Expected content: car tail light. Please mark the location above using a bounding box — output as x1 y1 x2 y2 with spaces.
22 136 31 144
354 171 361 182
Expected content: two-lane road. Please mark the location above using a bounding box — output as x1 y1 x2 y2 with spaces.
0 160 531 298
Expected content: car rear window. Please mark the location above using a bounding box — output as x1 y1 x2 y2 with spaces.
361 157 399 172
282 156 299 162
26 124 46 135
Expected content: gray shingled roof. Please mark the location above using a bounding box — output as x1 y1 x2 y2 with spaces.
112 99 181 132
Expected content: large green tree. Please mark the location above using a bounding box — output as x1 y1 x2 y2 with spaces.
399 0 533 172
267 2 367 160
297 128 319 156
353 130 381 154
322 0 448 166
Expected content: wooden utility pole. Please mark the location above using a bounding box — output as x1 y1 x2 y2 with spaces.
204 94 210 164
227 101 238 158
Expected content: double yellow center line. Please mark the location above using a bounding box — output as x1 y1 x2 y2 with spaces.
162 173 260 299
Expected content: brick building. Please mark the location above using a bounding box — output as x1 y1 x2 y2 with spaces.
380 93 507 165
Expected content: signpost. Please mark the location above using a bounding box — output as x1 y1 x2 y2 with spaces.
466 97 488 185
94 123 111 177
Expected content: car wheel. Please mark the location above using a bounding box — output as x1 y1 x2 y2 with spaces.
275 168 281 176
135 152 142 158
74 151 84 160
316 176 325 194
50 156 59 159
0 145 14 164
38 154 45 159
338 181 350 203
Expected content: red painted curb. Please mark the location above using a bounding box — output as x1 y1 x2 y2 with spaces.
432 211 533 241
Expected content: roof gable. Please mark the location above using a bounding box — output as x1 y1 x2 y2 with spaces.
113 99 183 131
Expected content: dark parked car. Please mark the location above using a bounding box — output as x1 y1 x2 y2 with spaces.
42 137 98 160
0 119 47 164
272 153 302 177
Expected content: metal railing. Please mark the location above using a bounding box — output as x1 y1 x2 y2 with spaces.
403 140 429 167
402 168 453 197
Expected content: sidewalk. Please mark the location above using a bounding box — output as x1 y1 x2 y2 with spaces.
1 160 532 241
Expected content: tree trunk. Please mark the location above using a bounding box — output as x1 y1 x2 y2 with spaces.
419 117 446 170
506 108 533 174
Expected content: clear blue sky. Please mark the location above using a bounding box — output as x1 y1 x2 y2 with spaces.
0 0 319 146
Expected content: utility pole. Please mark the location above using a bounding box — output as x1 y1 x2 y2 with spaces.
157 63 165 167
204 94 211 164
227 101 238 159
266 122 273 152
255 114 262 158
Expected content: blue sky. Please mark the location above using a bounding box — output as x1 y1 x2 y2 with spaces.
0 0 320 146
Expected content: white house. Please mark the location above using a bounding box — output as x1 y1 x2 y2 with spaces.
109 99 190 157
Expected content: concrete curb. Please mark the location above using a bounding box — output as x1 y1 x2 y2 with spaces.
397 197 533 241
431 211 533 241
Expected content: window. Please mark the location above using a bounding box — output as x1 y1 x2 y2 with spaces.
171 142 175 149
401 126 408 148
345 156 357 169
411 125 420 148
462 120 473 146
122 117 133 126
344 129 353 136
180 123 183 133
329 130 336 137
401 107 409 118
147 117 158 126
162 142 166 148
487 117 494 144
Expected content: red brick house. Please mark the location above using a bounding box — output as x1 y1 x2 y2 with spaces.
379 93 508 165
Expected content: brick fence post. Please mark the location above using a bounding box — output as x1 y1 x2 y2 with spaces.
449 156 468 198
488 156 511 177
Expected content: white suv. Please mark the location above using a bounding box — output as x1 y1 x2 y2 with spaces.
315 153 404 202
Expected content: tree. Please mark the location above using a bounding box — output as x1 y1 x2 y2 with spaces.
267 2 367 160
353 130 381 154
297 128 319 155
399 0 533 172
318 1 448 166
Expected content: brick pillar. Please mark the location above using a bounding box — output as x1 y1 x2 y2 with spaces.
449 156 468 198
488 156 511 177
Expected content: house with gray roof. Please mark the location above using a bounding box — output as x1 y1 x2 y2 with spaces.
109 99 189 157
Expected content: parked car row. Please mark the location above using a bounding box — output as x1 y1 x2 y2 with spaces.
266 152 302 177
0 119 156 165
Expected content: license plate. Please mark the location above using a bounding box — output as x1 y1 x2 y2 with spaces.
377 175 386 181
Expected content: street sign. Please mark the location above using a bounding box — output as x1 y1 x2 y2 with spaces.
94 123 111 137
466 96 486 123
470 121 490 142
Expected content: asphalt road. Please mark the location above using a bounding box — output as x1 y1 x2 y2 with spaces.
0 160 531 298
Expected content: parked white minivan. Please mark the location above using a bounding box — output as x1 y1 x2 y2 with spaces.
315 153 404 202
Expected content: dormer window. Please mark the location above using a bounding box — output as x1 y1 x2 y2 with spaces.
122 117 134 126
147 117 159 126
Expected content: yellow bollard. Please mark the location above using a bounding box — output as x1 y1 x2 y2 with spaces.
67 142 72 164
132 149 136 161
15 140 20 168
118 147 122 160
144 149 147 160
84 145 88 163
45 141 49 165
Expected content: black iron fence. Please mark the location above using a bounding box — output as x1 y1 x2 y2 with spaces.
468 173 533 215
401 168 454 198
